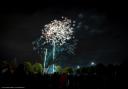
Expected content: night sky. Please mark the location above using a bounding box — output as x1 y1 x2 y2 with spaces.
0 2 128 66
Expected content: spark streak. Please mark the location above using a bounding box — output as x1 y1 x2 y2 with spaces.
44 48 47 73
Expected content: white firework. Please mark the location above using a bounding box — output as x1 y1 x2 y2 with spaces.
41 17 74 46
41 17 76 73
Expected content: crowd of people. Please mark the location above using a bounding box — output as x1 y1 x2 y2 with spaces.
0 61 127 89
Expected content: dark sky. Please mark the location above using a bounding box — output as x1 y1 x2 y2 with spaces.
0 2 128 65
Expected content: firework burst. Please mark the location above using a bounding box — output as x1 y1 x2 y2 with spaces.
41 17 74 46
33 17 77 73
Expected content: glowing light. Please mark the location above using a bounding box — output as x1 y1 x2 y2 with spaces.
77 65 80 69
91 62 95 66
47 64 57 74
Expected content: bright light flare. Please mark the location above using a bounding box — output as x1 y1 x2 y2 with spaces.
91 62 95 66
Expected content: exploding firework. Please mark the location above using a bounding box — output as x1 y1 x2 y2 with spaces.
33 17 77 73
41 17 74 46
41 17 76 73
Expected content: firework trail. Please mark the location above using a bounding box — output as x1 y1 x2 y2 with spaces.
44 48 47 72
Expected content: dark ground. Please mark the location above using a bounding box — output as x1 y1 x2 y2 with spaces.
0 62 128 89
